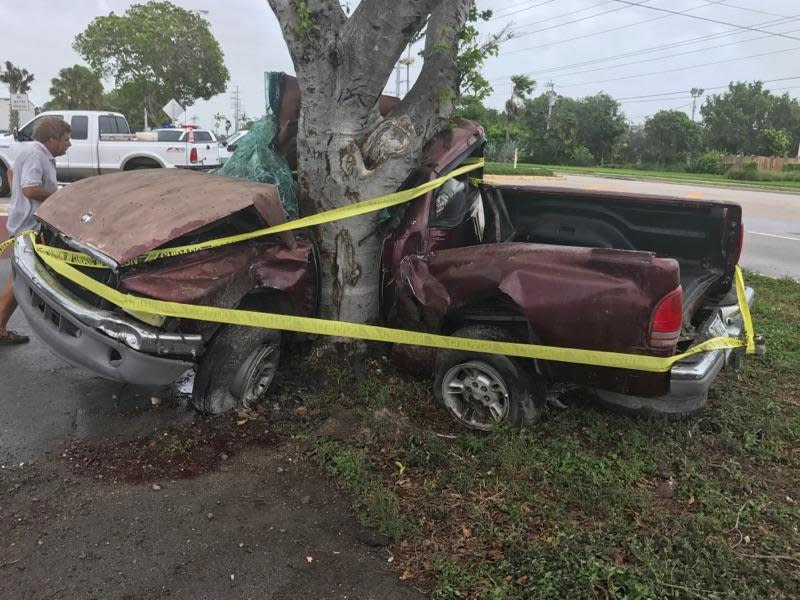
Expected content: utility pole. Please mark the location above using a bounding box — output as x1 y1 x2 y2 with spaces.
229 86 241 132
398 45 415 96
545 81 556 131
690 87 704 121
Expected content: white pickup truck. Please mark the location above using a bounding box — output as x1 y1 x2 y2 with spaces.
0 110 220 196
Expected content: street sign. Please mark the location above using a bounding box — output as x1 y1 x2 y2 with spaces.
10 94 28 111
162 99 185 122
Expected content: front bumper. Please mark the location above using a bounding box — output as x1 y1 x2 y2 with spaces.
594 286 756 416
12 235 203 385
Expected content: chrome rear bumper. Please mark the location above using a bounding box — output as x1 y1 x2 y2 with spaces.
594 286 756 416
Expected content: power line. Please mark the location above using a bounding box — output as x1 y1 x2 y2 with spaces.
489 0 559 21
717 1 791 19
556 45 800 89
493 13 800 81
492 0 614 26
499 0 727 56
612 0 800 42
498 23 800 83
510 0 653 40
614 76 800 101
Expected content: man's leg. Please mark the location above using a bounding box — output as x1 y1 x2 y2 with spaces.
0 276 28 343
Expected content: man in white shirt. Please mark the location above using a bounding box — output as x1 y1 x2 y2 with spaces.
0 116 71 344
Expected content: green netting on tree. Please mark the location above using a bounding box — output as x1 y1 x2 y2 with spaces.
215 73 298 220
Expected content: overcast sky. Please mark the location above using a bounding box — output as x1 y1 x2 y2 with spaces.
1 0 799 129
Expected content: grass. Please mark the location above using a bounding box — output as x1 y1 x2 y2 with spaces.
307 272 800 598
484 163 554 177
487 162 800 191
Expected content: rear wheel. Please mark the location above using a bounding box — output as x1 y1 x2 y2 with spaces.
192 325 282 414
433 325 546 431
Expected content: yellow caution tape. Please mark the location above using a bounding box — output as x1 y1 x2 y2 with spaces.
0 237 12 254
31 233 754 373
735 265 755 354
7 153 756 374
36 158 486 269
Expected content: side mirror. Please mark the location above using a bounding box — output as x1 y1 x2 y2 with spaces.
228 143 237 152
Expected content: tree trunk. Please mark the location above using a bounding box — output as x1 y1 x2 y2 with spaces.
268 0 472 323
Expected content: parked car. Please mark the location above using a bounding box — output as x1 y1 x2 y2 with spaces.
218 129 249 165
0 111 221 196
11 90 754 431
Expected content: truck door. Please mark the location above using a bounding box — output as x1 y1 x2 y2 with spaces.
65 114 94 180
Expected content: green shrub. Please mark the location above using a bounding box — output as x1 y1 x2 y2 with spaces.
687 150 727 174
569 144 594 166
782 162 800 172
726 169 800 182
726 168 761 181
743 160 758 172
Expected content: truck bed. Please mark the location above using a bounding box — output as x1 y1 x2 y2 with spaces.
490 184 742 330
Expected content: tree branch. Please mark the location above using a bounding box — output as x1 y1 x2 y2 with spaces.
266 0 347 68
335 0 441 122
394 0 472 142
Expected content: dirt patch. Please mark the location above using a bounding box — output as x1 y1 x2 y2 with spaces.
63 416 280 484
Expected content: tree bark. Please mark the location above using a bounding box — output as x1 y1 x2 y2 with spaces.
267 0 473 323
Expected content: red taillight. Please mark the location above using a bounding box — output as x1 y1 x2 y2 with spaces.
649 286 683 349
190 147 198 163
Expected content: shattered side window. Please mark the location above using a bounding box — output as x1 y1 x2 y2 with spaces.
430 178 469 228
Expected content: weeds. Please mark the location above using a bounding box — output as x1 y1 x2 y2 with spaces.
310 272 800 598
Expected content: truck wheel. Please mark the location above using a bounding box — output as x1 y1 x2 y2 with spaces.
192 325 282 414
0 165 9 197
433 325 545 431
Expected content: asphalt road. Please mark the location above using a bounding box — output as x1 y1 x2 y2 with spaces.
0 257 423 599
488 173 800 281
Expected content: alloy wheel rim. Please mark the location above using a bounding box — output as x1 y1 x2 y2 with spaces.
441 361 510 430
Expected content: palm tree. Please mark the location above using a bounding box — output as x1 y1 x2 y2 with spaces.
0 61 35 130
47 65 103 110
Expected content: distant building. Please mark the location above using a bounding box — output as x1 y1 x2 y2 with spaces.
0 97 36 133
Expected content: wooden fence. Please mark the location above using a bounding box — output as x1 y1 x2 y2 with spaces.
724 155 800 172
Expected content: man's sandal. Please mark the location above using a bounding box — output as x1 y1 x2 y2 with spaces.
0 331 30 345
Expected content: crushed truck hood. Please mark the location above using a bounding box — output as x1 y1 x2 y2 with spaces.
36 169 284 264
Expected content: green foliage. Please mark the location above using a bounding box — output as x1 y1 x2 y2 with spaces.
456 7 509 104
642 110 702 165
45 65 104 110
726 168 800 182
760 128 792 157
317 441 416 539
484 162 554 177
743 160 759 172
569 144 594 166
782 162 800 172
292 1 318 38
300 272 800 598
0 60 34 94
687 149 728 174
701 81 800 156
74 1 229 124
0 61 35 130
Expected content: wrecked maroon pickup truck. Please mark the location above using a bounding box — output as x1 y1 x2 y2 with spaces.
12 117 753 430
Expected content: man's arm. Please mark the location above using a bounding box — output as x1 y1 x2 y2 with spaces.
21 185 54 202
